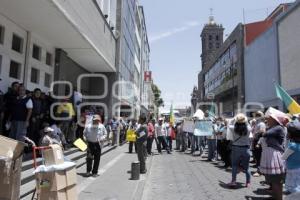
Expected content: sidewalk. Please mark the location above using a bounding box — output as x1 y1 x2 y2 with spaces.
77 144 153 200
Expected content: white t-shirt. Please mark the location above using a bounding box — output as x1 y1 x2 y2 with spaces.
73 91 82 106
21 95 33 109
155 124 167 137
84 123 107 143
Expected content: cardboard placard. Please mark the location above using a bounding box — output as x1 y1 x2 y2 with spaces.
194 120 213 136
73 138 87 152
182 120 195 133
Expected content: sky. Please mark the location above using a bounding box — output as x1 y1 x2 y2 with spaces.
139 0 292 110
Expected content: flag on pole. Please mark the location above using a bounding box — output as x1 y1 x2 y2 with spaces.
208 102 215 117
169 104 175 125
275 83 300 114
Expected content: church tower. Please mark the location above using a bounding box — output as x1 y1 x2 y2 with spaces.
201 10 224 70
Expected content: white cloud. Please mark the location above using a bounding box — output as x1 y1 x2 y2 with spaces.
149 21 200 43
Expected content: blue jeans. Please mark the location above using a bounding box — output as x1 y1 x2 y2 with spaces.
231 146 251 183
207 139 217 160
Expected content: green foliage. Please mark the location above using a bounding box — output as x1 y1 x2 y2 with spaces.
152 83 164 107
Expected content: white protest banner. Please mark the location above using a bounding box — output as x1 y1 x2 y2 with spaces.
194 120 213 136
182 120 195 133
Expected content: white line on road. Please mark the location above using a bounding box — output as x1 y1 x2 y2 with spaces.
77 153 125 194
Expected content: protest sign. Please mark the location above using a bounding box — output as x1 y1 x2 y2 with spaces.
182 120 195 133
194 120 213 136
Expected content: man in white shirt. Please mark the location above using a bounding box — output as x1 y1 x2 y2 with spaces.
9 85 33 142
84 115 107 177
155 118 171 154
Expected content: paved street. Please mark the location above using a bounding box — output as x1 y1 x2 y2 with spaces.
72 144 275 200
142 150 273 200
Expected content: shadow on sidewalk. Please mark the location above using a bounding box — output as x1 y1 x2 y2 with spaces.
245 196 273 200
219 181 244 190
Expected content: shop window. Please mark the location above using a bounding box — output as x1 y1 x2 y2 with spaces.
0 25 4 44
32 44 41 60
9 60 21 79
46 52 52 66
0 55 2 74
12 34 23 53
44 73 51 87
31 67 40 83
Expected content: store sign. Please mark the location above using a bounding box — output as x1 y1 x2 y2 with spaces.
144 71 152 82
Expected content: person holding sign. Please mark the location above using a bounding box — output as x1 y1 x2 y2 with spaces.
136 115 148 174
84 115 107 177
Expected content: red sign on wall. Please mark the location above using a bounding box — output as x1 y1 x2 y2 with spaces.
144 71 152 82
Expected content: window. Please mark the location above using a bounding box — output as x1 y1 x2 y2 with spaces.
30 67 40 83
9 60 21 79
209 42 213 49
44 73 51 87
11 34 23 53
32 44 41 60
0 55 2 74
209 35 212 41
0 25 4 44
46 52 52 66
216 35 219 41
216 42 220 48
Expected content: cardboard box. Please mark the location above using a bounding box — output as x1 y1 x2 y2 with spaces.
0 136 25 200
65 185 77 200
0 135 26 159
0 155 23 200
39 185 77 200
43 144 64 166
36 166 77 192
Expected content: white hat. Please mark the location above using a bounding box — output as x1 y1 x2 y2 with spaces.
44 127 54 133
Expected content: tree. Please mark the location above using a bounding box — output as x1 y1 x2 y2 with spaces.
152 84 164 108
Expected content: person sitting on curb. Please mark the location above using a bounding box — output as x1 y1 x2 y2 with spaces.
39 127 62 147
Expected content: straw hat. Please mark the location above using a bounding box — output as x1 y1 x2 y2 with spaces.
92 115 101 121
235 113 247 124
255 111 264 118
265 107 289 126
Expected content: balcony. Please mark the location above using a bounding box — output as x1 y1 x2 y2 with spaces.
0 0 116 72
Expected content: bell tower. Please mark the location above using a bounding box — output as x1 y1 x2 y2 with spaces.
201 9 224 70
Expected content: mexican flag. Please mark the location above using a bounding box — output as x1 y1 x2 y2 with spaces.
275 83 300 114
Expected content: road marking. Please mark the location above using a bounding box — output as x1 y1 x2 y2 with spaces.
77 153 125 193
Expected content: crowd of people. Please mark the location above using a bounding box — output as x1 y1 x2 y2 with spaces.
126 108 300 200
0 81 129 150
2 80 300 199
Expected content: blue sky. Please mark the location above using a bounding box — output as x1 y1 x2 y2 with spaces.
140 0 292 109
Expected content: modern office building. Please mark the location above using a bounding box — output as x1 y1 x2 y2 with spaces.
0 0 153 120
114 0 153 118
0 0 117 121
